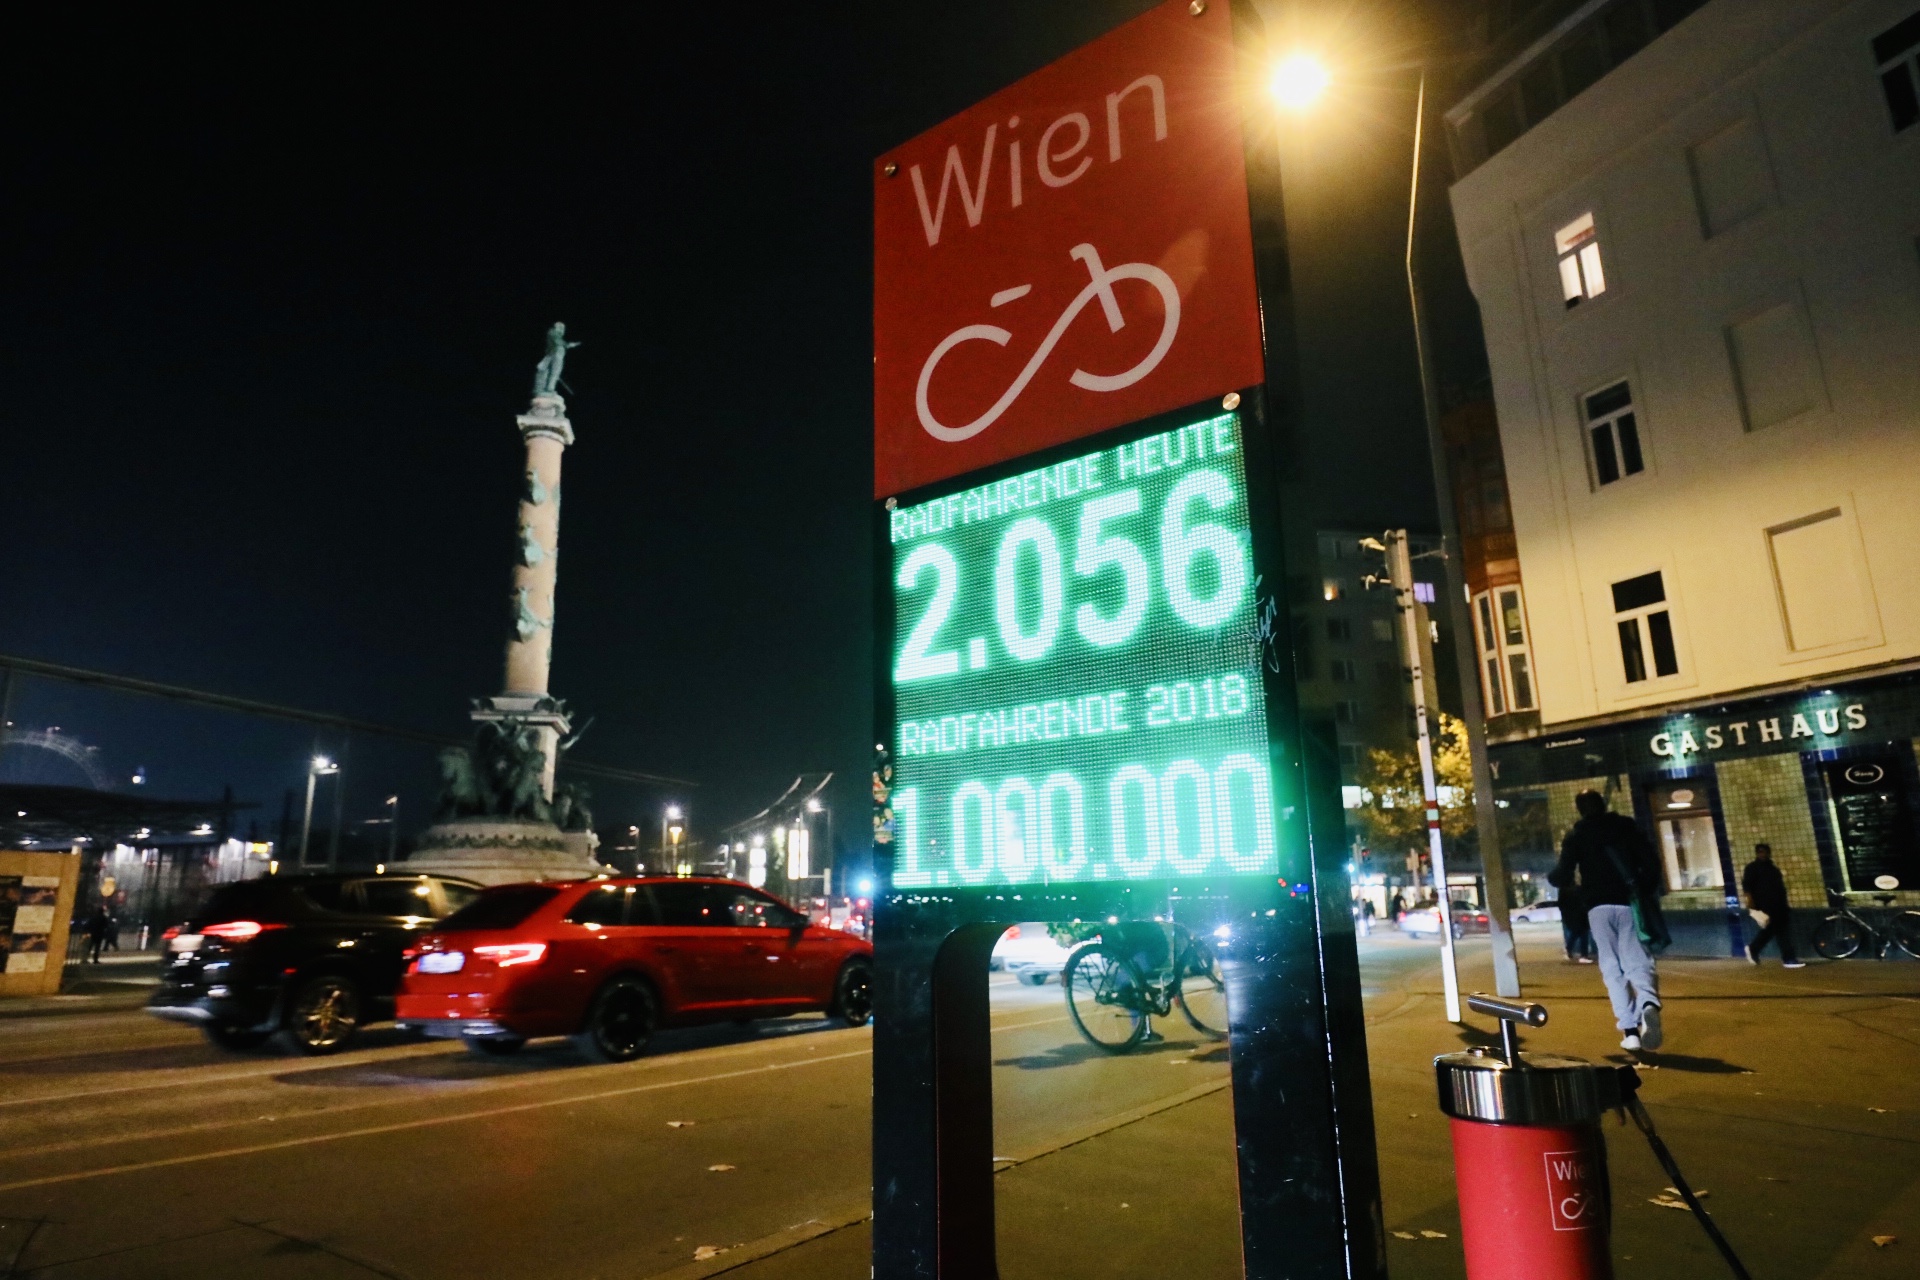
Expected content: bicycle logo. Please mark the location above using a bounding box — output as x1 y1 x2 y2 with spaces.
915 242 1182 442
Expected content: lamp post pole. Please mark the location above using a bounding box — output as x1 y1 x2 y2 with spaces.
1405 68 1522 997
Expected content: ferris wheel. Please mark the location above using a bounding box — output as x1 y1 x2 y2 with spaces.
0 728 115 791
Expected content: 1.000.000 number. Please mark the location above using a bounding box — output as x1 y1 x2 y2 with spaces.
892 754 1277 887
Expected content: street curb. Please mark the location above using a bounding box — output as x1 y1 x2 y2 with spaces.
0 992 153 1021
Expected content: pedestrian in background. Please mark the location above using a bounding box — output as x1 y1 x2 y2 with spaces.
1742 843 1804 968
83 904 111 963
1554 790 1666 1051
1552 874 1594 964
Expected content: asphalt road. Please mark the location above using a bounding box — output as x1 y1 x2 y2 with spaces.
0 965 1248 1280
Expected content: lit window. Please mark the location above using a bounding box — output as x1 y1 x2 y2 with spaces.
1474 586 1537 714
1583 381 1644 486
1323 579 1345 601
1611 571 1679 684
1413 581 1436 604
1554 213 1606 307
1875 11 1920 133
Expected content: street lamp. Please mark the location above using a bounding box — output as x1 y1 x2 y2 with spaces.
1268 52 1330 111
298 755 339 869
1267 49 1523 1005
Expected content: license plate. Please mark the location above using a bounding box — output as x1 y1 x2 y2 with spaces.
418 951 465 974
169 934 203 953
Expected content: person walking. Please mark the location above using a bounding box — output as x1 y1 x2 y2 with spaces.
1554 790 1665 1051
83 904 111 963
1742 843 1804 968
1550 872 1594 964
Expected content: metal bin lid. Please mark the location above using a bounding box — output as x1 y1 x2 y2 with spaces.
1435 1049 1620 1126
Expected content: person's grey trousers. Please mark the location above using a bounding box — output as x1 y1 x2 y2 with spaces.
1589 903 1659 1031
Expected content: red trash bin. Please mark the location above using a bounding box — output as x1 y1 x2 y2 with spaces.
1436 997 1622 1280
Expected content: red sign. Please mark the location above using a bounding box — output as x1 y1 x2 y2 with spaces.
873 0 1263 498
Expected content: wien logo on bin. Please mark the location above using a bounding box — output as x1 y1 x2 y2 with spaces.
872 0 1263 497
1544 1150 1599 1231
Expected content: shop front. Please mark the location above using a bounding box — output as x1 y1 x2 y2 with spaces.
1487 669 1920 957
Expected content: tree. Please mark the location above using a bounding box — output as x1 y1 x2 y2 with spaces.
1351 713 1476 856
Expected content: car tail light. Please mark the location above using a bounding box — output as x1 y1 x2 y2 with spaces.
201 920 283 943
160 925 181 943
472 942 547 968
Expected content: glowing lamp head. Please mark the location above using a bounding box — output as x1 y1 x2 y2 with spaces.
1269 53 1330 111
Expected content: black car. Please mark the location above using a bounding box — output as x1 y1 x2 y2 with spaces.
147 872 482 1053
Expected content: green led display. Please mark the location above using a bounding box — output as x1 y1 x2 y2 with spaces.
887 412 1278 887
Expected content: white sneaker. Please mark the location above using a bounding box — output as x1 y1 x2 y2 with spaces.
1620 1033 1642 1051
1783 960 1806 969
1639 1003 1664 1051
1745 942 1759 965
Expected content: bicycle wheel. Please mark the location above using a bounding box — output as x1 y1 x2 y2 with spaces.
1064 943 1148 1053
1889 912 1920 960
1173 943 1228 1040
1812 915 1867 960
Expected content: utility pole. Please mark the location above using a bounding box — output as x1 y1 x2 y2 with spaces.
1406 70 1522 998
1387 529 1462 1024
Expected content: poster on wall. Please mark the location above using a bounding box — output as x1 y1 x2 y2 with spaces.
3 877 59 974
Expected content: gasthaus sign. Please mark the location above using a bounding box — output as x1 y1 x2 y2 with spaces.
869 5 1384 1280
873 0 1263 499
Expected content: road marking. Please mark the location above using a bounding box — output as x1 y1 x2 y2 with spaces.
0 1048 875 1195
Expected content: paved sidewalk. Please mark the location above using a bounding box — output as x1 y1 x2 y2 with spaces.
0 953 160 1019
708 932 1919 1279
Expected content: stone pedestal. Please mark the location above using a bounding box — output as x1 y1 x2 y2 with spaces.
407 818 606 886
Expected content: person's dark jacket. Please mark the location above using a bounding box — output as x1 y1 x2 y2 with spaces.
1742 858 1789 914
1552 812 1659 908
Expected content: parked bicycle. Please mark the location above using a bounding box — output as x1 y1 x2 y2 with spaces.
1811 888 1920 960
1063 919 1227 1053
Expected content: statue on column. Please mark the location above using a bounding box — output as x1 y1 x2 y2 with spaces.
532 322 582 398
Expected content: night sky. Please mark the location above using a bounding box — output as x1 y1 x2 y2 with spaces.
0 1 1482 856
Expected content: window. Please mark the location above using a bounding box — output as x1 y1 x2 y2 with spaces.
1338 744 1363 769
439 884 560 932
726 890 805 929
1611 571 1679 682
439 881 480 914
1648 783 1725 892
1688 118 1773 237
1370 618 1394 643
1498 589 1536 710
1583 381 1644 486
1767 508 1878 651
1475 593 1505 715
361 879 436 917
1876 11 1920 133
1555 213 1607 307
1326 617 1352 642
1322 579 1345 601
1413 581 1436 604
1334 699 1360 725
566 883 628 927
651 881 733 926
1329 659 1358 683
1473 586 1538 714
1727 299 1823 430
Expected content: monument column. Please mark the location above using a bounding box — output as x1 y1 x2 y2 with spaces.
412 322 603 885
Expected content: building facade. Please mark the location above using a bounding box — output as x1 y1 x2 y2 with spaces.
1445 0 1920 950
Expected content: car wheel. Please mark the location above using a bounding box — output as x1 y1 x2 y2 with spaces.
464 1035 526 1057
572 978 657 1063
277 974 362 1055
830 959 873 1027
1023 972 1049 987
203 1023 271 1052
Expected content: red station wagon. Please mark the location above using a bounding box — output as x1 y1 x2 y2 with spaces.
395 877 873 1062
